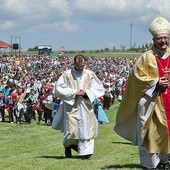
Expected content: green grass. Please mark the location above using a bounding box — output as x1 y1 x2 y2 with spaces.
0 100 142 170
19 50 141 58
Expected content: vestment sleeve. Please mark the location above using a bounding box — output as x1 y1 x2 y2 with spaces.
54 73 76 106
85 73 105 103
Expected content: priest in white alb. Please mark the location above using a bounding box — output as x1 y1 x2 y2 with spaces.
53 54 105 159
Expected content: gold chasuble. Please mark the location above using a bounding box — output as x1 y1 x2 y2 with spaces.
114 46 170 153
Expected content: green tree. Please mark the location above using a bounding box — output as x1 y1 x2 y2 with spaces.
27 46 38 51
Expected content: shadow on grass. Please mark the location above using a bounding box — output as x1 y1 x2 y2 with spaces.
37 155 78 159
101 163 142 169
111 141 133 145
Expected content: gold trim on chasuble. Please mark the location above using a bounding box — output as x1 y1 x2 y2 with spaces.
65 70 97 139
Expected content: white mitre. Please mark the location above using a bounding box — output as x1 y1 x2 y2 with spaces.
149 17 170 37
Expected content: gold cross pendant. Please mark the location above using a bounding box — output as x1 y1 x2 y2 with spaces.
163 67 170 80
162 67 170 94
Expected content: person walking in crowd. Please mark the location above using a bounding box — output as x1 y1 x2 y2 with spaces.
53 54 105 159
36 87 46 124
26 77 40 99
110 84 116 105
114 16 170 170
6 84 20 124
0 91 7 122
103 83 111 110
93 98 109 124
16 87 27 124
43 87 54 126
24 89 37 123
6 90 15 123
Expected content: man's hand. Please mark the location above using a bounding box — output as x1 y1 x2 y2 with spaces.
158 77 169 92
76 89 86 96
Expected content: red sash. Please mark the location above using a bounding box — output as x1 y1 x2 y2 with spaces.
156 56 170 136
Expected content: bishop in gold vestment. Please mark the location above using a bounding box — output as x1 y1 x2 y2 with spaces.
115 17 170 169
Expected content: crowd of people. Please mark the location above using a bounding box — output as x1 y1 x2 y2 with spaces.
0 52 136 125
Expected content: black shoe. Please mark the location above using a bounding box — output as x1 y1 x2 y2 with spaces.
156 162 170 170
70 145 78 152
65 147 72 158
141 166 156 170
79 154 91 160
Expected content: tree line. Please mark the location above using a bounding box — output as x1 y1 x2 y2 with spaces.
27 42 153 54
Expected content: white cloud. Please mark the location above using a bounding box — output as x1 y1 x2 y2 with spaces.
0 0 72 30
53 20 81 32
0 0 71 17
0 0 170 50
24 20 80 33
73 0 170 21
0 0 170 32
0 20 15 30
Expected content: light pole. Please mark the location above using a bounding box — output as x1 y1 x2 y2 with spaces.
130 21 133 48
18 36 21 56
10 35 13 54
10 34 22 56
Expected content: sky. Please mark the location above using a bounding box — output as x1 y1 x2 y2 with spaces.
0 0 170 51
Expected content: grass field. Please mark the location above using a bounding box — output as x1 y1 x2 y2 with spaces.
0 100 142 170
20 50 142 58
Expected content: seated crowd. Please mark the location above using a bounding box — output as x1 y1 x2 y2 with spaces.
0 54 136 124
